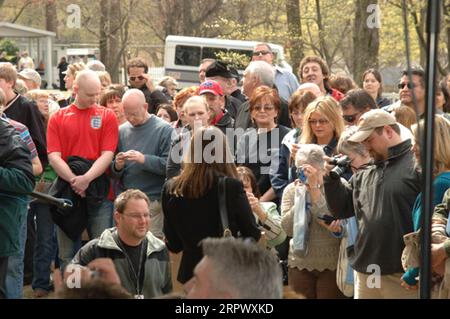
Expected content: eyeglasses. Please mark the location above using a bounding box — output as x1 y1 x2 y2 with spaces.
308 119 329 126
122 213 151 220
342 113 360 124
253 105 275 112
397 82 416 90
129 75 145 81
252 50 272 57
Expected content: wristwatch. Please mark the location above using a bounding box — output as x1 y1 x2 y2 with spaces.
309 184 321 189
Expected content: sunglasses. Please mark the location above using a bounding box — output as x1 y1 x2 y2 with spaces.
252 50 271 57
397 82 416 90
129 75 145 81
308 119 329 126
253 105 275 112
343 113 360 124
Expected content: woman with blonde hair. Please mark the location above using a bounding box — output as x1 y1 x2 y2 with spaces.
162 126 261 284
401 115 450 289
300 96 344 146
59 62 86 107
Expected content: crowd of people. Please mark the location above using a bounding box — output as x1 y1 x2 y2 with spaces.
0 41 450 300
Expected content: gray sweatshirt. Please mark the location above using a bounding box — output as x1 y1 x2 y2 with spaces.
111 116 174 200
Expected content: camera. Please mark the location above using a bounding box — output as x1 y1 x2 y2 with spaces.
329 155 351 178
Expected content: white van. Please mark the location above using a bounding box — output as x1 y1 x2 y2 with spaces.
164 35 291 88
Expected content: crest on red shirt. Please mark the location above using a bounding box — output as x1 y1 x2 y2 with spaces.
90 115 102 129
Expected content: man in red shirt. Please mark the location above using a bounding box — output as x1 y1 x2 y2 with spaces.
47 70 119 269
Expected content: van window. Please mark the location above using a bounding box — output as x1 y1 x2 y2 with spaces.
202 47 227 60
175 45 201 66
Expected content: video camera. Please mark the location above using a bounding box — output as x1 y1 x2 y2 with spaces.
329 155 351 178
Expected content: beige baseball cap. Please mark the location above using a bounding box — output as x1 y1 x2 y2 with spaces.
18 68 41 87
348 109 397 143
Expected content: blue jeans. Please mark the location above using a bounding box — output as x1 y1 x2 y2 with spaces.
5 215 27 299
30 202 57 292
57 199 113 271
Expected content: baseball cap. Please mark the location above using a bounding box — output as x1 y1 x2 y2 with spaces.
205 60 233 79
199 80 224 96
348 109 397 143
18 68 41 87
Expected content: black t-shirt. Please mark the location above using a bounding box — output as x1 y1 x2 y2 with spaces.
119 238 144 276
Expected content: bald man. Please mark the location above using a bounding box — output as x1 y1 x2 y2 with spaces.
47 69 119 270
111 89 174 239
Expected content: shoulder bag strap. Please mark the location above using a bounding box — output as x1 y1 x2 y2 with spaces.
218 176 232 237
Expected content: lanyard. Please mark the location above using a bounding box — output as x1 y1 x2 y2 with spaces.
113 232 147 297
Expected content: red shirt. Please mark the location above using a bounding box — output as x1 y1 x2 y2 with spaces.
47 104 119 161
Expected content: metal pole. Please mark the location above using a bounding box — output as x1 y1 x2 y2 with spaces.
420 0 440 299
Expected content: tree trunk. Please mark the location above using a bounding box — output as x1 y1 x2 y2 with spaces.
99 0 109 67
447 25 450 73
182 1 193 36
315 0 331 67
45 0 58 37
285 0 303 74
108 0 121 82
353 0 379 87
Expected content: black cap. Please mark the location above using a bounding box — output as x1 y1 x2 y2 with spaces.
228 66 240 81
205 60 233 79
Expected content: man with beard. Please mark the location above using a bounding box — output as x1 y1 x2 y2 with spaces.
323 109 421 299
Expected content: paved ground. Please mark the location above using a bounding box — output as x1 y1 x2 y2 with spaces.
23 285 54 299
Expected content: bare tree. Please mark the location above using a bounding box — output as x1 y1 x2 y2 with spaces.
353 0 379 86
138 0 223 41
285 0 304 73
45 0 57 37
387 0 447 75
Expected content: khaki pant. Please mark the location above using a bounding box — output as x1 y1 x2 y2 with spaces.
149 200 164 239
354 271 418 299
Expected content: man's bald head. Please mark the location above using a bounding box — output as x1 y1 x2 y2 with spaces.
75 70 102 89
73 70 102 109
122 89 149 126
122 88 146 106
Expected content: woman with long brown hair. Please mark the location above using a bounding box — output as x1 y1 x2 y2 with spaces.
162 126 261 284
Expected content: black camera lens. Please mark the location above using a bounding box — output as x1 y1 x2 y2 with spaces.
330 155 351 178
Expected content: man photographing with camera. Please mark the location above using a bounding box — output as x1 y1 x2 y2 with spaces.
323 109 421 299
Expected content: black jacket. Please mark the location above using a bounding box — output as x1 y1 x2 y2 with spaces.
4 94 48 167
162 175 261 283
132 85 169 114
50 156 110 241
323 139 421 275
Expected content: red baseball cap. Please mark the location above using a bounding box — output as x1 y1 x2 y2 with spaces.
199 80 223 96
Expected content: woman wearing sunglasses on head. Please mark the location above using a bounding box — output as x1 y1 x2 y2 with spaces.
236 86 290 206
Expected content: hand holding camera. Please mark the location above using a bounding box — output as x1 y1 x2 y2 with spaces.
325 155 351 179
